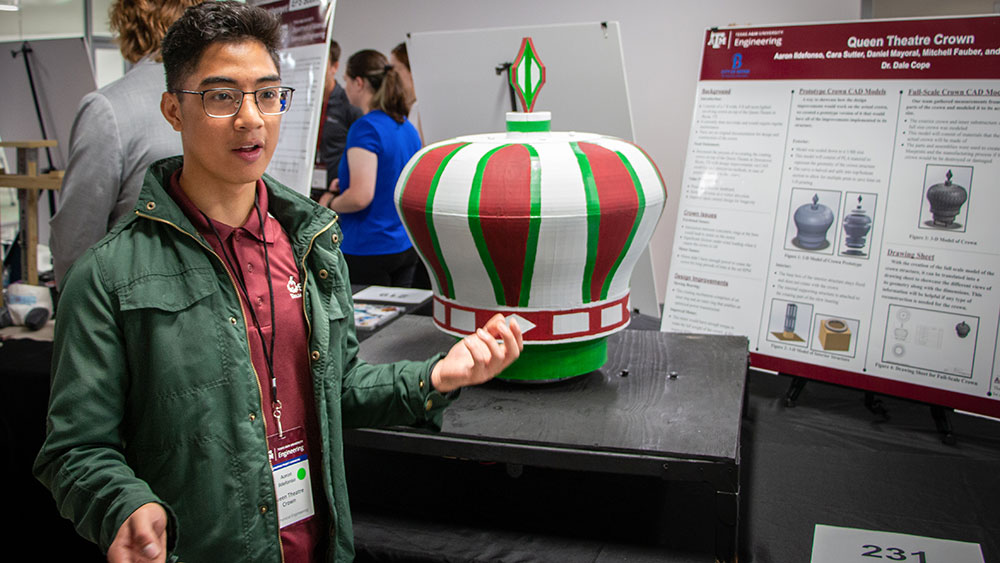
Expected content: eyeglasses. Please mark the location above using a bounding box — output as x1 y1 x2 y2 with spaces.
171 86 295 118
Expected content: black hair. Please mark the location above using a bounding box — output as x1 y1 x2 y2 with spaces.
161 0 282 91
330 40 341 65
345 49 409 123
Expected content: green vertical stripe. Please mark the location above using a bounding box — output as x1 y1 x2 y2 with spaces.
518 144 541 307
572 142 601 302
469 145 510 305
398 143 468 299
524 50 531 100
600 151 646 299
427 146 468 298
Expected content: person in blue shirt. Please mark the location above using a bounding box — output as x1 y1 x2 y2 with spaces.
319 48 421 287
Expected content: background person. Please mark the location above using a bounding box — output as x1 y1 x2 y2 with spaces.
319 49 421 287
49 0 198 287
34 3 522 562
312 39 362 202
390 41 423 144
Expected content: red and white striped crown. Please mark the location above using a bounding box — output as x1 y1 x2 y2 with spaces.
395 113 666 344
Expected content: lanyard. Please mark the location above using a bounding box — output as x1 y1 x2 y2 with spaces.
200 196 283 436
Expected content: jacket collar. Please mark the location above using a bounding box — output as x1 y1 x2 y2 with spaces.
136 156 338 255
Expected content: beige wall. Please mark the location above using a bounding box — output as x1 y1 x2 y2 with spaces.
871 0 998 18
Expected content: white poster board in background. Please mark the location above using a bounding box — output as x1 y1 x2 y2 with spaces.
661 16 1000 417
252 0 334 195
0 38 96 249
409 22 659 316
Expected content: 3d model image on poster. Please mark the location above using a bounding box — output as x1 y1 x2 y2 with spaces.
768 300 818 346
815 316 860 355
788 189 841 253
395 38 666 381
920 165 972 231
793 194 835 250
840 194 875 257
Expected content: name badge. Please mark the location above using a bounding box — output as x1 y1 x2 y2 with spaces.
268 426 315 528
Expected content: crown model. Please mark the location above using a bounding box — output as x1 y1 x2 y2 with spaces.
395 38 667 381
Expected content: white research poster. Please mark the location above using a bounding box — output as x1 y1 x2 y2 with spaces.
253 0 334 195
661 16 1000 417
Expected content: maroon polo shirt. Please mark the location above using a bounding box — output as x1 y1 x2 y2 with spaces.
168 171 327 562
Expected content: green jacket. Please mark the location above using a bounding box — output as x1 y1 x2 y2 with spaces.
34 156 452 562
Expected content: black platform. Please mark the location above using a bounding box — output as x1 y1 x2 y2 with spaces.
347 315 749 561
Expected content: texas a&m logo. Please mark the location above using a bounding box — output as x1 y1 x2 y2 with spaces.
707 31 727 49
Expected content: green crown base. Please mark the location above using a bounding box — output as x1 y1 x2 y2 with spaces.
495 338 608 382
506 119 551 133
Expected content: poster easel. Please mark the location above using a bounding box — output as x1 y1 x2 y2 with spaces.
0 140 62 285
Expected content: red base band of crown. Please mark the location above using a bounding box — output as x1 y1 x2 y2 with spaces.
432 294 631 343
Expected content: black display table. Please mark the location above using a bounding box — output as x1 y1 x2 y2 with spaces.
347 315 749 561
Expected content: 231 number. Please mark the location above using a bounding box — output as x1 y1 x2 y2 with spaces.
862 545 928 562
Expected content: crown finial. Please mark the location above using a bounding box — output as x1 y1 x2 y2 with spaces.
510 37 546 112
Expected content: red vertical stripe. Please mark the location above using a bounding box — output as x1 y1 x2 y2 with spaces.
578 142 639 301
477 145 532 307
398 143 465 297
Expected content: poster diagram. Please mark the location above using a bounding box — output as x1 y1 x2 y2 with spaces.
883 304 978 378
813 315 861 357
661 16 1000 417
839 192 877 258
767 299 813 346
785 189 842 255
918 164 973 232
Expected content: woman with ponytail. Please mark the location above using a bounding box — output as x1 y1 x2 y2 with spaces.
319 48 422 286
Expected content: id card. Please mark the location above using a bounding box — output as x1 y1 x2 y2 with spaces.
268 426 315 528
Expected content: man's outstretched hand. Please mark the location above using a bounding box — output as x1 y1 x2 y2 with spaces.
431 314 523 393
108 502 168 563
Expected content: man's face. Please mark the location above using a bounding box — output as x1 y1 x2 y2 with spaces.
161 39 281 192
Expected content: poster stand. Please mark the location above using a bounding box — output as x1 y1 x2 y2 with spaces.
0 37 96 255
493 62 518 112
11 43 55 174
783 374 808 407
929 404 956 444
782 373 959 444
6 40 72 221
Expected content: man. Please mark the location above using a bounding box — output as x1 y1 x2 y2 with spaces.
313 40 363 201
33 3 522 562
49 0 199 287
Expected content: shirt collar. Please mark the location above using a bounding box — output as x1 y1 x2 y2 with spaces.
167 169 279 244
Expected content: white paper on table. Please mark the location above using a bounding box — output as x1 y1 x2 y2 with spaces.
810 524 984 563
352 285 433 305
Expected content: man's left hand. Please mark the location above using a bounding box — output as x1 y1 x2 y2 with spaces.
431 313 523 393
